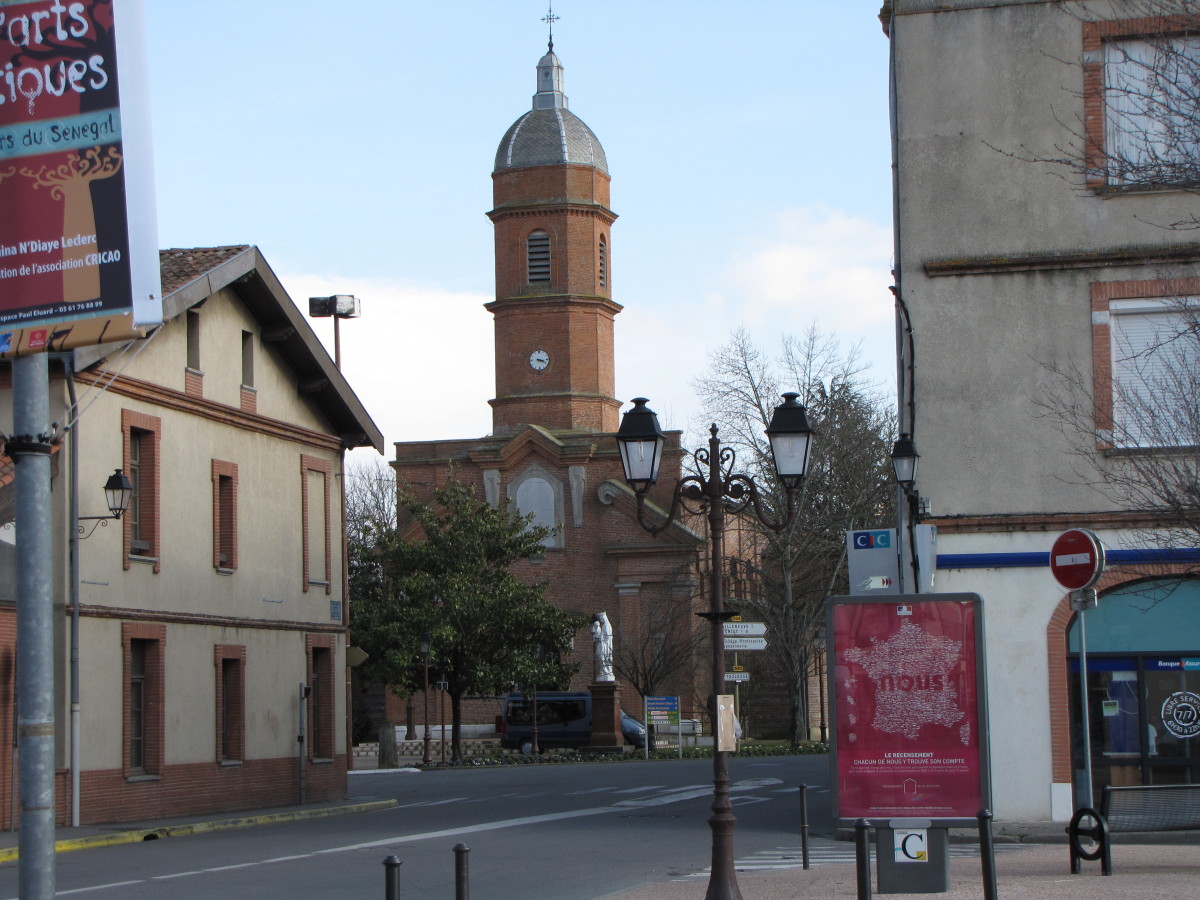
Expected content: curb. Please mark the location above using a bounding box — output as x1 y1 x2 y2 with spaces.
0 798 398 864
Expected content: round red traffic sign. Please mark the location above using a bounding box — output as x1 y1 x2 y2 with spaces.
1050 529 1105 591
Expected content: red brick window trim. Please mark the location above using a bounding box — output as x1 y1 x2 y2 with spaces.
122 622 166 778
305 634 336 760
1082 15 1200 190
211 459 239 572
300 455 333 594
121 410 161 573
1090 277 1200 449
214 644 246 763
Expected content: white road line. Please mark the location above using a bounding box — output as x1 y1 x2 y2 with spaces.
46 880 145 896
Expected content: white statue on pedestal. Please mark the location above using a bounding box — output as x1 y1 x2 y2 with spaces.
591 612 614 683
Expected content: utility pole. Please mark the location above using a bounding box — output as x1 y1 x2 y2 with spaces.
12 352 56 899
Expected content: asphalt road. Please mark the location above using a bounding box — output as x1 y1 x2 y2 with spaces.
0 754 835 899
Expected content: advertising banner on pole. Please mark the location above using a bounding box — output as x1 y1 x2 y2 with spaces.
0 0 160 357
827 593 991 825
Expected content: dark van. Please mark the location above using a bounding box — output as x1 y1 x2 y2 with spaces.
500 692 646 754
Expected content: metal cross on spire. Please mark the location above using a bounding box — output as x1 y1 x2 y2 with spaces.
542 4 559 51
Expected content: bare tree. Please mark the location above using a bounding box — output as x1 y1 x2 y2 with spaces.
989 1 1200 226
1039 293 1200 559
346 456 397 547
611 569 708 744
692 326 895 746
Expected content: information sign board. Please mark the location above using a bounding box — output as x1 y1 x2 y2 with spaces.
827 593 991 825
0 0 161 356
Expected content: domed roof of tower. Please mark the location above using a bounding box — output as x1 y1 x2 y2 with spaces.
493 46 608 175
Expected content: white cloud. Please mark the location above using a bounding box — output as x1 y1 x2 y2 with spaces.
617 206 897 442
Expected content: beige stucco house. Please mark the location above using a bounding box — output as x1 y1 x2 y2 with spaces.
887 0 1200 821
0 245 382 825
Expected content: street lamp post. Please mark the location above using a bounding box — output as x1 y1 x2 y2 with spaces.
616 394 813 900
420 631 432 766
890 432 921 592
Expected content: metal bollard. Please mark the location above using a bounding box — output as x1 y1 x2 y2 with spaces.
855 818 872 900
454 842 470 900
382 854 401 900
977 809 998 900
798 783 811 870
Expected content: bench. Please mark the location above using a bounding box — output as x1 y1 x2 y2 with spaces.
1068 784 1200 875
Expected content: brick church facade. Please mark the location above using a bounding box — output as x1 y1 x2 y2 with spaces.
389 43 704 734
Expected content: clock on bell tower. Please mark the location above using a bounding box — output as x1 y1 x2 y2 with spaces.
486 43 622 435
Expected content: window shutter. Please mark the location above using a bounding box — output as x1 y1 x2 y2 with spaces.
527 231 551 284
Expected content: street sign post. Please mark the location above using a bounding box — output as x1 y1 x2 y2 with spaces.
644 696 683 759
1051 528 1106 812
724 636 768 651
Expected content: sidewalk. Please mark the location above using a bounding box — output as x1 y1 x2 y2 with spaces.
599 840 1200 900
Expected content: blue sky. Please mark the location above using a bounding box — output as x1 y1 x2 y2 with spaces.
143 2 894 456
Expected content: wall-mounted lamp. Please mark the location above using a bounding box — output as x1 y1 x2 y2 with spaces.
78 468 132 538
890 432 919 490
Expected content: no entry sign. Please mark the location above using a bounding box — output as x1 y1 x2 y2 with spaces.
1050 529 1105 591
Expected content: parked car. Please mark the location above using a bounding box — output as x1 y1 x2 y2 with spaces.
620 709 646 749
501 692 646 753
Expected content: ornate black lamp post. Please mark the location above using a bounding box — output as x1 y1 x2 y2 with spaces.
420 631 433 765
615 393 814 900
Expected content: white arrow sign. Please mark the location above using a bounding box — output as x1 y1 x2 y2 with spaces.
723 622 767 636
724 636 768 651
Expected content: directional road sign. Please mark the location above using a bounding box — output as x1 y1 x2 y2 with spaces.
723 622 767 636
725 636 768 651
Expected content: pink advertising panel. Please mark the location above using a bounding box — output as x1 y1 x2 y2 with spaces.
0 0 159 357
828 593 990 824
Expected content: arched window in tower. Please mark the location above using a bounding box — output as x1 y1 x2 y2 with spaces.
511 466 564 549
527 230 551 286
598 235 608 289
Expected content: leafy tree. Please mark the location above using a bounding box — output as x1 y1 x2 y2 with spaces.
356 475 584 761
693 326 895 746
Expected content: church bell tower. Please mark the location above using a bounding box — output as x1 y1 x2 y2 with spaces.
486 43 621 435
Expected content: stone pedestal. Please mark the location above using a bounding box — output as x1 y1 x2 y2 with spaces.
588 682 624 752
